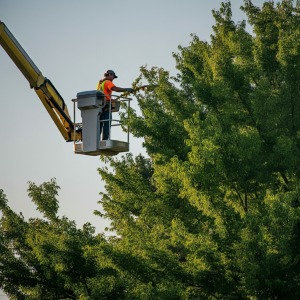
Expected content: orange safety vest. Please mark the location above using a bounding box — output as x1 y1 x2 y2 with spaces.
96 80 114 102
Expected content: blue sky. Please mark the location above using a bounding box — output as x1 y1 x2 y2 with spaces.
0 0 269 298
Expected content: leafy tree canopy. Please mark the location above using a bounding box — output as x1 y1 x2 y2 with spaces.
2 1 300 299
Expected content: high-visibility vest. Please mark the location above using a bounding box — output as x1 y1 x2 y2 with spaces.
100 80 106 92
96 80 107 92
96 80 113 102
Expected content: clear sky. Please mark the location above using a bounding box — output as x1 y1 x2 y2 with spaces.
0 0 269 298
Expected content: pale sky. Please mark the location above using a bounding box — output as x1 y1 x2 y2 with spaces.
0 0 268 298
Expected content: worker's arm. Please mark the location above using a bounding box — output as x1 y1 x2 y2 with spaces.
111 86 134 93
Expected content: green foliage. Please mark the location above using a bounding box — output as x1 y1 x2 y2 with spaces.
0 180 128 299
2 1 300 299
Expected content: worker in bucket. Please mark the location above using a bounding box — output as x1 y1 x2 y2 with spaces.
96 70 134 140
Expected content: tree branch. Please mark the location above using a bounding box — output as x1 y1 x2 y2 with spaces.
232 183 246 212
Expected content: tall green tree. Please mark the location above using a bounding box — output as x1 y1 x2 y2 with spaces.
0 180 129 299
2 1 300 299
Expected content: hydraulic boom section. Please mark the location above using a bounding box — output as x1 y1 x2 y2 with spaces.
0 21 81 141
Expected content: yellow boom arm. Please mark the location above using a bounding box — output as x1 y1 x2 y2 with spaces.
0 21 81 141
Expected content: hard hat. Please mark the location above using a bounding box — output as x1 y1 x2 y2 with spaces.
104 70 118 78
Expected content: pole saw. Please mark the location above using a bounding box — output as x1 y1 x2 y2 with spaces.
114 85 149 101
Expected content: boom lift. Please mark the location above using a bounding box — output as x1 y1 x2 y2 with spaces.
0 21 131 156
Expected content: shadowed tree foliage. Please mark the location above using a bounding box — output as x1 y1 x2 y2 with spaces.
2 1 300 299
0 180 129 300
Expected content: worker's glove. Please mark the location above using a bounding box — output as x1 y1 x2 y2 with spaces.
126 88 134 93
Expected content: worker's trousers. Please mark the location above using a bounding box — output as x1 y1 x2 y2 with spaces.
100 108 112 140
